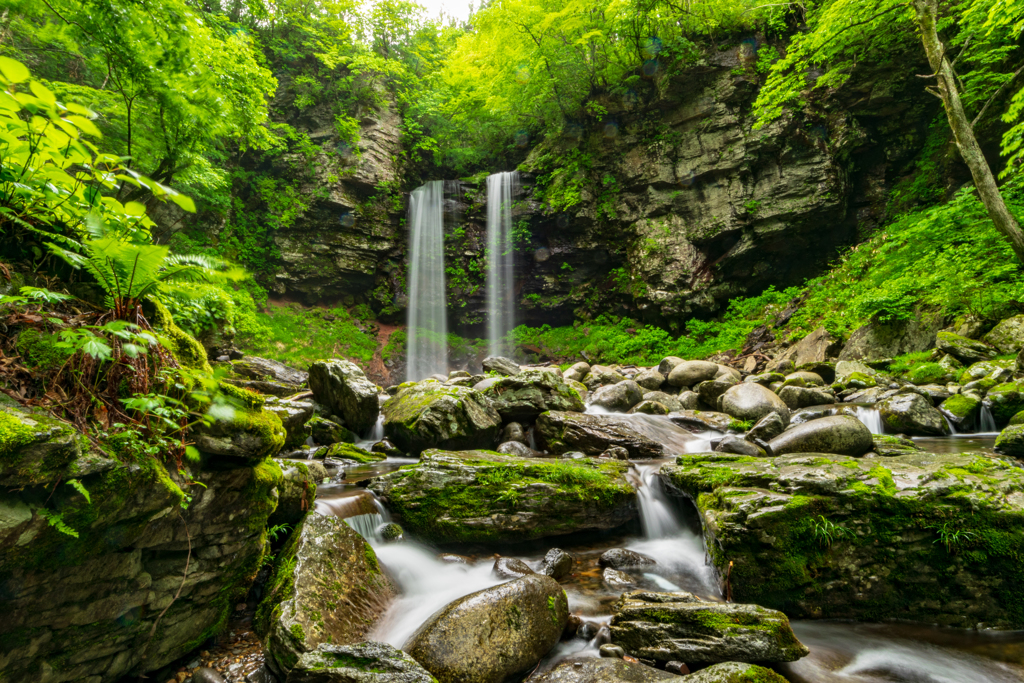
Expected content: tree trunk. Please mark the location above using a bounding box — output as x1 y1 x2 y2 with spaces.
913 0 1024 263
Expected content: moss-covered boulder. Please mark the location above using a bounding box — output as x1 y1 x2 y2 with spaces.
382 381 501 456
995 425 1024 457
320 441 385 463
958 359 1013 384
308 415 358 446
0 398 83 487
983 315 1024 355
871 433 922 457
288 642 435 682
535 411 664 458
661 452 1024 628
683 663 789 683
270 460 327 527
263 396 315 448
193 384 287 460
905 362 950 385
368 450 636 543
405 574 568 683
984 382 1024 426
939 393 981 431
878 392 949 436
767 415 873 457
480 369 585 421
609 590 808 664
532 656 677 682
936 330 997 364
309 359 380 436
256 512 396 676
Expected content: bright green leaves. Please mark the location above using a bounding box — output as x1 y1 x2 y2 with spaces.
0 56 30 83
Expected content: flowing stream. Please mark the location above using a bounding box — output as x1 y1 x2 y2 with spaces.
485 171 518 357
406 180 448 380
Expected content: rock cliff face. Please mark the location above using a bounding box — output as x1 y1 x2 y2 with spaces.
0 399 283 683
226 42 932 338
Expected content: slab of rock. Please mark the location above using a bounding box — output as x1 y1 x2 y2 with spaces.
288 642 435 682
682 663 788 683
530 656 676 682
668 410 736 433
716 435 765 457
483 356 522 377
766 327 841 373
536 411 664 459
232 356 308 387
768 415 873 457
193 389 287 462
480 369 585 421
405 574 568 683
642 391 683 412
264 396 315 448
496 440 543 457
719 383 790 424
878 393 949 436
256 513 395 676
609 591 808 663
838 313 943 361
936 331 997 364
629 400 669 416
939 394 982 432
368 450 636 543
309 359 379 435
563 362 591 382
777 385 833 410
0 400 82 487
667 361 719 388
493 556 535 579
599 548 655 569
871 433 922 457
590 380 645 412
382 381 501 455
661 452 1024 628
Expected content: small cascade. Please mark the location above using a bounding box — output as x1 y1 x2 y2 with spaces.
855 406 884 435
485 171 519 357
406 181 448 380
632 463 683 539
980 405 998 433
356 414 385 450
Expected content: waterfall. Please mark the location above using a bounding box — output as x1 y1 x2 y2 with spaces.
633 464 683 539
855 406 884 435
980 405 997 433
485 171 519 357
406 181 448 380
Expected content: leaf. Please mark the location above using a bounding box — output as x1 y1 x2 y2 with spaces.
167 193 197 213
66 479 92 504
81 336 113 361
124 201 148 217
0 57 30 84
29 80 57 106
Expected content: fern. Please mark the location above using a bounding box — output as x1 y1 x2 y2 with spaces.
66 479 91 503
38 508 79 538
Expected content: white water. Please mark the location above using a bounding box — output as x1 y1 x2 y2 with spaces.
980 405 998 433
854 406 884 435
406 181 448 380
485 171 518 357
356 414 385 450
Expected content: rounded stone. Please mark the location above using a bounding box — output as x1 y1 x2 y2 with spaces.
667 361 719 388
599 548 655 569
767 415 873 457
719 383 791 424
878 392 950 436
540 548 575 581
590 380 645 412
599 644 626 659
493 556 536 579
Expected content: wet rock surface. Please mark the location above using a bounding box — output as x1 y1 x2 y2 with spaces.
309 359 380 436
405 574 569 683
719 383 790 424
382 381 502 455
532 656 676 682
609 590 808 663
536 411 665 459
768 415 873 457
288 642 435 682
878 392 950 436
481 369 585 421
661 452 1024 628
368 450 636 543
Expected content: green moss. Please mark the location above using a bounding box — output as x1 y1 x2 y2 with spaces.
154 300 213 374
324 442 384 463
906 362 947 385
0 410 38 462
1009 410 1024 426
941 393 980 419
15 329 72 371
867 464 896 496
289 622 306 645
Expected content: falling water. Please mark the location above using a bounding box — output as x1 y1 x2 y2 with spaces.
406 181 448 380
633 463 682 539
980 405 998 433
855 405 884 434
485 171 519 357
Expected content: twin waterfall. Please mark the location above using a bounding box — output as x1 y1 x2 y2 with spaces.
405 172 519 380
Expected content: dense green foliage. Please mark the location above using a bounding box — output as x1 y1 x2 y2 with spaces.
236 304 378 366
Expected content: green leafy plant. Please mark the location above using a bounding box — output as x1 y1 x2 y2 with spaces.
930 520 978 554
811 515 855 548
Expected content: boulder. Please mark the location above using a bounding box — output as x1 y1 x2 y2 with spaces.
563 362 591 382
481 369 585 421
501 422 529 445
959 360 1013 384
493 556 536 579
935 331 996 364
682 663 788 683
590 380 645 412
905 362 951 386
745 371 786 387
308 415 358 446
696 378 738 407
609 591 808 663
719 383 790 424
984 382 1024 425
536 411 664 459
984 315 1024 354
405 574 569 683
629 400 669 416
837 313 943 361
746 413 785 442
539 548 574 580
264 396 316 448
768 415 873 457
321 442 384 463
584 365 627 390
308 360 379 436
288 642 435 682
766 327 841 373
939 394 982 432
0 400 82 487
270 460 326 527
777 385 833 410
382 382 501 456
640 393 679 411
599 548 655 569
193 388 287 462
715 435 765 457
871 433 922 457
256 513 396 676
603 567 636 589
1018 347 1024 373
878 393 949 436
835 360 875 380
669 410 737 433
661 452 1024 627
496 441 542 457
657 356 685 375
368 450 636 543
231 355 309 387
667 361 719 388
530 656 676 682
482 356 521 376
634 368 666 391
995 425 1024 457
787 371 825 386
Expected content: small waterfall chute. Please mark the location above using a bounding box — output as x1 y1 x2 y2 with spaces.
485 171 519 358
854 406 884 435
406 181 448 380
979 405 998 433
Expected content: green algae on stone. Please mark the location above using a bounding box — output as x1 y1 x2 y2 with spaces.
995 425 1024 457
193 384 287 461
382 381 501 455
369 449 637 543
321 442 384 463
660 452 1024 628
985 382 1024 425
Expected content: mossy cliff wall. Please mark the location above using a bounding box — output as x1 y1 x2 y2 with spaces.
0 399 283 683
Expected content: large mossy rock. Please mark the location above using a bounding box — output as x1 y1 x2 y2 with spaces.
984 315 1024 355
256 513 396 676
264 395 316 448
984 382 1024 426
405 573 569 683
193 385 287 461
767 415 873 457
382 381 502 455
288 642 435 682
837 313 943 361
683 663 789 683
270 460 326 527
368 450 636 543
535 411 664 459
661 452 1024 628
995 425 1024 457
531 656 676 682
939 393 982 432
480 369 585 421
0 399 83 487
1 397 283 683
309 359 380 436
878 392 949 436
935 331 997 364
609 590 808 664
